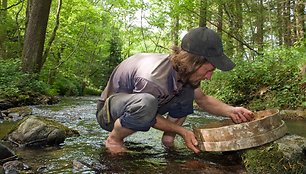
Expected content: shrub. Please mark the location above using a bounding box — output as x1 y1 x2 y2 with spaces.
201 41 306 110
52 74 84 96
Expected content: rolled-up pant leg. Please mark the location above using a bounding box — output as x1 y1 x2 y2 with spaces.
96 93 158 132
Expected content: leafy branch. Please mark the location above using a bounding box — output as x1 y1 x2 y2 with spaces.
0 0 23 11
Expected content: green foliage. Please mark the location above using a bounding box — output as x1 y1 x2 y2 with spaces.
52 74 83 96
83 86 101 96
0 1 25 59
0 60 23 98
202 41 306 110
0 60 51 99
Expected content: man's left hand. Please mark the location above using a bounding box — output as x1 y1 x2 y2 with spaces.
229 107 254 123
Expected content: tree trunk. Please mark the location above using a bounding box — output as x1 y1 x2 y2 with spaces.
0 0 7 18
42 0 62 66
255 0 264 53
224 2 236 58
199 0 207 27
0 0 7 59
25 0 33 34
276 1 283 46
21 0 52 74
171 15 179 46
235 0 244 57
283 0 292 46
295 0 305 41
217 2 223 36
170 0 179 46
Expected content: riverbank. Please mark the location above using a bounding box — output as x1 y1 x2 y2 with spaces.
0 93 60 110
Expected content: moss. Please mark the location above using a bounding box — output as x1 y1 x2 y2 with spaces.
0 121 19 140
5 106 32 116
241 143 306 174
33 116 79 137
1 116 79 141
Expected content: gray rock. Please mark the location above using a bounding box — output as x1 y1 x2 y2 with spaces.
1 106 32 121
0 143 16 163
7 113 22 122
2 160 30 174
6 116 79 147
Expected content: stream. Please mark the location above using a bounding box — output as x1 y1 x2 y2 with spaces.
1 96 306 173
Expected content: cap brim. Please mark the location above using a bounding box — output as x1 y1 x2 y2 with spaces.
206 54 235 71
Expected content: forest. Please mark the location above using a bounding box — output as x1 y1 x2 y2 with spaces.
0 0 305 111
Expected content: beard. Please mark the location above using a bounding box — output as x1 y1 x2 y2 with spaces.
187 79 201 88
177 73 201 89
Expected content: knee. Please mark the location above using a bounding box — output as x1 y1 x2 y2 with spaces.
128 93 158 118
138 93 158 109
120 93 158 131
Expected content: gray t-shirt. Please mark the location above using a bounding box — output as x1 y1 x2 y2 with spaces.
99 53 195 118
99 53 184 106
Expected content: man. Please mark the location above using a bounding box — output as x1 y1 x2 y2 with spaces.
96 27 253 154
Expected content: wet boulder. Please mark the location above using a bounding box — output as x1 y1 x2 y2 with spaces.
6 116 79 147
0 99 14 110
2 160 30 174
241 134 306 174
0 143 16 163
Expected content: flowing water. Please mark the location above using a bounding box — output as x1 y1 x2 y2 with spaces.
1 96 305 174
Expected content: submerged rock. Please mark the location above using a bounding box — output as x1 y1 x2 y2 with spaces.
2 160 30 174
0 143 16 163
241 134 306 174
6 116 79 147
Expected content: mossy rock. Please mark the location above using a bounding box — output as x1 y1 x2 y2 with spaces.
2 106 32 118
241 134 306 174
6 116 79 147
0 143 16 163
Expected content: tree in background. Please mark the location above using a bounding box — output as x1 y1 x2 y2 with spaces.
21 0 52 74
0 0 8 58
100 27 122 88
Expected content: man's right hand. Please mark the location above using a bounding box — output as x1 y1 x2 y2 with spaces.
181 130 201 154
154 115 200 153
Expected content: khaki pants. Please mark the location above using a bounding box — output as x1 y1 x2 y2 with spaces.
96 93 158 132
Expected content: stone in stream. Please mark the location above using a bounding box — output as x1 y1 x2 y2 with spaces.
5 116 79 147
1 106 33 121
2 160 31 174
0 143 16 163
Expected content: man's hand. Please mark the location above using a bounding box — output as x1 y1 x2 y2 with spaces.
229 107 254 123
181 130 200 154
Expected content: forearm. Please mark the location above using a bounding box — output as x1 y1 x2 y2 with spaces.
196 95 234 117
195 89 254 123
153 114 200 153
153 114 187 136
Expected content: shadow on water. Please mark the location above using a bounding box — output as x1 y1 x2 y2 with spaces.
1 96 305 173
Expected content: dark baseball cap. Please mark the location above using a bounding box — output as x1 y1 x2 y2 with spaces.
181 27 235 71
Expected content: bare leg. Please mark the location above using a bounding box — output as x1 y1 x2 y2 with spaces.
161 116 186 148
105 119 135 154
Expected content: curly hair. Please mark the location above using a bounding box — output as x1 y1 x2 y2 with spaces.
169 45 209 84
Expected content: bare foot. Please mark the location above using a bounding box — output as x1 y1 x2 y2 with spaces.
162 134 175 149
105 138 128 154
